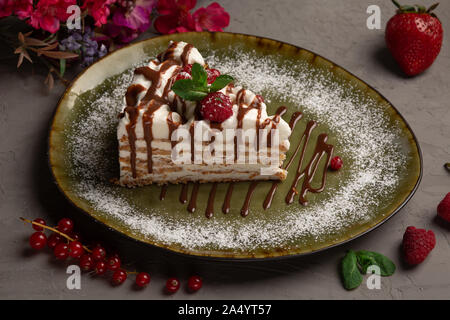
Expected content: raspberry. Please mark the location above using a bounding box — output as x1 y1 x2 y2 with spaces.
175 71 191 81
182 64 193 74
402 226 436 265
437 193 450 222
330 156 343 171
206 68 220 84
200 92 233 123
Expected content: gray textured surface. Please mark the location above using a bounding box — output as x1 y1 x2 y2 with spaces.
0 0 449 300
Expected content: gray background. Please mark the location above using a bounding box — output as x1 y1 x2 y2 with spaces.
1 0 449 300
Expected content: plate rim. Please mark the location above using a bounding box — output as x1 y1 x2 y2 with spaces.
48 31 423 261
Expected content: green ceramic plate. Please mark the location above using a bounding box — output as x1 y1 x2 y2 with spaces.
49 32 421 260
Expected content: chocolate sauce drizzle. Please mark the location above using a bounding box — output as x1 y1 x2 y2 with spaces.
179 183 189 204
205 183 218 219
240 182 259 217
164 109 333 218
124 43 191 178
159 184 168 200
222 183 234 214
187 183 200 213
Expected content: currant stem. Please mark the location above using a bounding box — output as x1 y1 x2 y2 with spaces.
20 217 91 253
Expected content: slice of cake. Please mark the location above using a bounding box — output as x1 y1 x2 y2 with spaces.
117 41 292 187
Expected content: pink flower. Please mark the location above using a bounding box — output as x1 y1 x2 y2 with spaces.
192 2 229 32
82 0 116 27
14 0 33 20
107 0 156 43
29 0 77 33
0 0 15 18
113 0 156 32
105 22 140 43
154 0 196 34
154 0 230 34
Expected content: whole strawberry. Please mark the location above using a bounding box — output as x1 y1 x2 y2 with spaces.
437 192 450 223
402 226 436 265
386 1 443 76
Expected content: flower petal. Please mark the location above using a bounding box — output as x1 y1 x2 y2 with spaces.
193 2 230 32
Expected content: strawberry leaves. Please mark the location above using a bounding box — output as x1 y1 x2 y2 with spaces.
171 63 233 101
392 1 440 14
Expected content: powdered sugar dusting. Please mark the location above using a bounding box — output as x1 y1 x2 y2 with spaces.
65 47 409 253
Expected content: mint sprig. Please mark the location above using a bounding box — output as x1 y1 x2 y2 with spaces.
171 63 234 101
341 250 396 290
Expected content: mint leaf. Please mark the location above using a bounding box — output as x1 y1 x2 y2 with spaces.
179 90 208 101
191 63 207 87
341 250 363 290
171 64 234 101
356 250 396 276
210 75 234 92
171 79 208 101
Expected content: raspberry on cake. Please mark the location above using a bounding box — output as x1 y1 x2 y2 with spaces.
117 41 292 186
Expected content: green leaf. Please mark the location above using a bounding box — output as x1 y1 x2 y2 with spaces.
60 58 66 77
427 3 439 13
210 75 234 92
416 5 426 13
392 0 401 9
341 250 363 290
180 90 208 101
191 63 207 87
171 79 208 101
400 5 417 12
356 250 396 276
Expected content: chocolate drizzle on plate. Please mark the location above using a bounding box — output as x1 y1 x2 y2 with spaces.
222 182 234 214
187 182 200 213
205 183 218 219
159 184 168 200
165 109 334 218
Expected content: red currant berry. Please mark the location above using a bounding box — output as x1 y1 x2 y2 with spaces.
106 256 121 271
135 272 151 288
29 232 47 250
54 243 69 260
68 241 84 258
330 156 343 171
69 232 81 241
94 261 107 275
47 233 63 249
112 269 127 285
32 218 46 231
187 275 202 292
79 254 94 271
166 277 180 293
57 218 74 233
206 68 220 84
91 246 106 261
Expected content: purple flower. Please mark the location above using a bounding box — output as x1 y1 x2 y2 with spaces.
107 0 156 43
60 27 109 67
